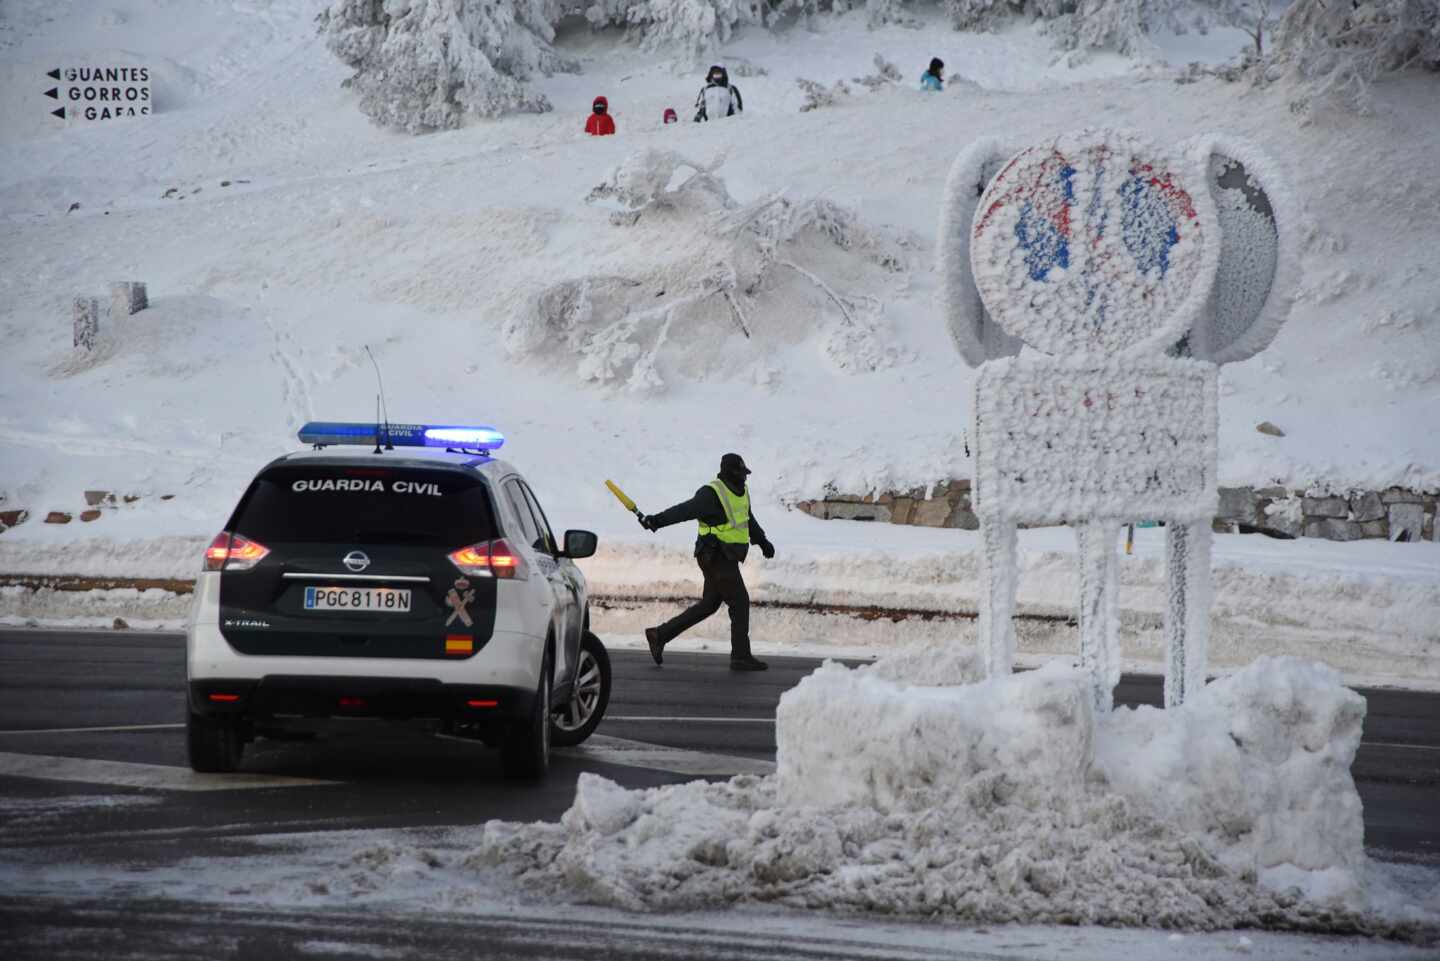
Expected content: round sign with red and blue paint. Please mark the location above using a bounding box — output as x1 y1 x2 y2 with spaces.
970 129 1218 357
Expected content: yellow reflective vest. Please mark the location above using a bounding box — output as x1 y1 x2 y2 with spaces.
697 480 750 545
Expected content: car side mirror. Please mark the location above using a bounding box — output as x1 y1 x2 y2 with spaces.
562 529 597 559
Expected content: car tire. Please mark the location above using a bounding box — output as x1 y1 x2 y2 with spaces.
187 708 243 773
551 632 611 747
501 646 552 780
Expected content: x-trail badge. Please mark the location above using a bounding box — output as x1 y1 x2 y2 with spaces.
343 550 371 573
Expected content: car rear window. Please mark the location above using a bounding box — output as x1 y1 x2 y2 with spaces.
229 466 496 547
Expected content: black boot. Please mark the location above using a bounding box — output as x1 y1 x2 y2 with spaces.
645 627 664 666
729 654 768 671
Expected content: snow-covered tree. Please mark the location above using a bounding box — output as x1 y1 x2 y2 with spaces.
581 0 769 59
320 0 573 131
319 0 1436 132
1208 0 1279 58
852 51 904 87
946 0 1039 31
863 0 926 28
1273 0 1440 111
1047 0 1197 57
795 76 852 110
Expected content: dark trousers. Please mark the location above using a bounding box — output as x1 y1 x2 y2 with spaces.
655 553 750 658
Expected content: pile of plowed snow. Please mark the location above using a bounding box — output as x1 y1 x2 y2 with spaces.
474 650 1436 934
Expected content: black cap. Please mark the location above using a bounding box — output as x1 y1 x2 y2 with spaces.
720 452 751 476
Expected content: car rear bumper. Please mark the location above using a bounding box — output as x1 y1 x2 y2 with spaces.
188 573 544 690
189 675 535 722
186 572 546 734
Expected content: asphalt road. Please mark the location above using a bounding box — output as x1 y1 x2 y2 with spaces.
0 627 1437 959
0 628 1436 849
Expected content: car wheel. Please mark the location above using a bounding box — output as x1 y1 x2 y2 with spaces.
187 708 243 773
501 646 552 780
551 632 611 747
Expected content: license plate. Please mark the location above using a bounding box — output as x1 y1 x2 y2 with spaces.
303 586 412 613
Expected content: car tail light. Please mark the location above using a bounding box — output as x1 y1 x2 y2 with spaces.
487 539 523 578
448 538 526 580
204 533 230 571
203 531 270 572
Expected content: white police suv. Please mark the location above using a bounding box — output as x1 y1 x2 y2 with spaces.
185 422 610 779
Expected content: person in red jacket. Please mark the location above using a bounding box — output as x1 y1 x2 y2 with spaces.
585 96 616 136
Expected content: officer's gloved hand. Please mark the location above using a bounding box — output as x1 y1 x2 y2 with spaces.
760 540 775 559
637 513 657 532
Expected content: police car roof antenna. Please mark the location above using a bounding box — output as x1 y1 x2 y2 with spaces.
372 396 383 455
364 345 394 454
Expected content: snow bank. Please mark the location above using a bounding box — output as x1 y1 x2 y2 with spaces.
0 585 190 631
0 536 205 580
778 658 1093 813
1097 659 1367 892
5 530 1436 689
782 653 1369 905
475 650 1424 932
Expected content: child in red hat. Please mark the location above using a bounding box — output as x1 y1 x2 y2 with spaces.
586 96 616 136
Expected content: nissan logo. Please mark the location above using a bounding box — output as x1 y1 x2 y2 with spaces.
343 550 371 573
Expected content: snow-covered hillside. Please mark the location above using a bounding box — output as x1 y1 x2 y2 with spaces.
1 3 1437 601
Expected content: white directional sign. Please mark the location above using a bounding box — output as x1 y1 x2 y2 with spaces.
45 65 151 122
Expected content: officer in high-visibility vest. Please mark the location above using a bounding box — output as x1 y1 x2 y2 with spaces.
638 453 775 671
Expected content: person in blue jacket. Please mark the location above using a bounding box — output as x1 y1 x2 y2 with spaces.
921 57 944 92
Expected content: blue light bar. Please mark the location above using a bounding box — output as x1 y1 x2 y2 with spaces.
297 421 505 452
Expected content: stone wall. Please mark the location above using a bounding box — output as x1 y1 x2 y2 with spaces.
798 479 980 529
796 482 1438 543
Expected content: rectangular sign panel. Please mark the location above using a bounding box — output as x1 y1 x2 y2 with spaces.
974 357 1218 525
45 65 151 122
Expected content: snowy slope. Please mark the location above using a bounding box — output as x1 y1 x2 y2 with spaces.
1 5 1437 601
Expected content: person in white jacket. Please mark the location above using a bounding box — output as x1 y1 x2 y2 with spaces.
694 64 743 122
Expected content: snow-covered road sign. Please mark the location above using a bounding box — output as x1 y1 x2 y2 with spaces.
939 138 1022 367
969 129 1218 358
943 128 1293 711
974 358 1218 526
1182 136 1298 365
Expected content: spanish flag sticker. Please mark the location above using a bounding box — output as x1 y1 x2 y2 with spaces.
445 635 473 656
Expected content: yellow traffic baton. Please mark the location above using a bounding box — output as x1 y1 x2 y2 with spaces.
605 480 645 521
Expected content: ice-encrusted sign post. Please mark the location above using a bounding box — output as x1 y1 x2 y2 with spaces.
941 128 1294 711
